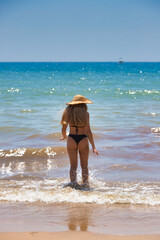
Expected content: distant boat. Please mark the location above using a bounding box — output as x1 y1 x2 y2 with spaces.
118 58 124 64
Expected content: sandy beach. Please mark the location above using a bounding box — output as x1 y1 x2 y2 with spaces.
0 232 160 240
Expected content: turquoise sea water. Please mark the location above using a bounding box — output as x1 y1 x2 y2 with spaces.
0 62 160 146
0 62 160 206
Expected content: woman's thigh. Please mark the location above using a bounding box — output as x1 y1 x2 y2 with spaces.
67 136 78 168
78 138 89 168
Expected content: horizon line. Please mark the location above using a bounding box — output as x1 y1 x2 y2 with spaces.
0 61 160 63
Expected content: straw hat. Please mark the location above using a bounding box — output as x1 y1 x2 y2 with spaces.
66 95 93 105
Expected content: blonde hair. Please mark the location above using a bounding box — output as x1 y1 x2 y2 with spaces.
61 104 87 126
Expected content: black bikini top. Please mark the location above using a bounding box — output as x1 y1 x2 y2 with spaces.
71 125 85 134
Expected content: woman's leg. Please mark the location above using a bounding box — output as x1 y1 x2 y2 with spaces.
67 136 78 182
78 138 89 185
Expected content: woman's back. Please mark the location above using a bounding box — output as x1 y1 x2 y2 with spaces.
61 104 87 127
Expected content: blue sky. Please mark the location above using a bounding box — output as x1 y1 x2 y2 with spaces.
0 0 160 62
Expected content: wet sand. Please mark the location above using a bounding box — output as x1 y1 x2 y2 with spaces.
1 202 160 235
0 232 160 240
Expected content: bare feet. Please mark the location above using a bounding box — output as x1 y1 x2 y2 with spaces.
63 181 80 189
81 182 90 189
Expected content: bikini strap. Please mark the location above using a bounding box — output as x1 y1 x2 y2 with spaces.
71 126 85 135
72 126 78 134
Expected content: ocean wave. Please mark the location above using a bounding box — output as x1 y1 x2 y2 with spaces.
0 146 67 161
109 164 143 171
151 127 160 133
129 89 159 95
134 126 151 134
26 132 62 140
138 112 158 117
115 89 160 96
21 109 33 113
0 126 34 133
7 88 20 93
0 177 160 206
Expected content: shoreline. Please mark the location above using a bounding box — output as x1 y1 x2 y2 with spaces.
0 232 160 240
1 202 160 235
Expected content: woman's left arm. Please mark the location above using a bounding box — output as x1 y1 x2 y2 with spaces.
60 124 68 140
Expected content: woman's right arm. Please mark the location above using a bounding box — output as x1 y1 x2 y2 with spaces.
60 107 68 140
86 112 98 155
60 123 68 140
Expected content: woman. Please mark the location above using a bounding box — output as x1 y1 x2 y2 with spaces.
60 95 98 188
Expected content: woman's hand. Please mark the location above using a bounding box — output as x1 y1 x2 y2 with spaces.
60 124 68 141
92 147 99 155
60 136 67 141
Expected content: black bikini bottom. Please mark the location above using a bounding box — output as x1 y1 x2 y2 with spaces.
69 134 87 145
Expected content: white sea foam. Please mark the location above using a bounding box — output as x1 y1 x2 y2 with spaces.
0 178 160 206
5 148 26 157
151 127 160 133
129 91 136 95
16 162 25 172
0 184 160 205
45 147 56 157
150 113 157 116
47 159 57 170
22 109 32 112
118 89 160 96
0 163 12 175
140 112 157 117
7 88 20 93
144 90 159 94
0 150 4 157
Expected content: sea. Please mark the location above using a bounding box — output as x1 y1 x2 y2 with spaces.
0 62 160 234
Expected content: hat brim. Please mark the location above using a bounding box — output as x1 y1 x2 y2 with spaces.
66 100 93 105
